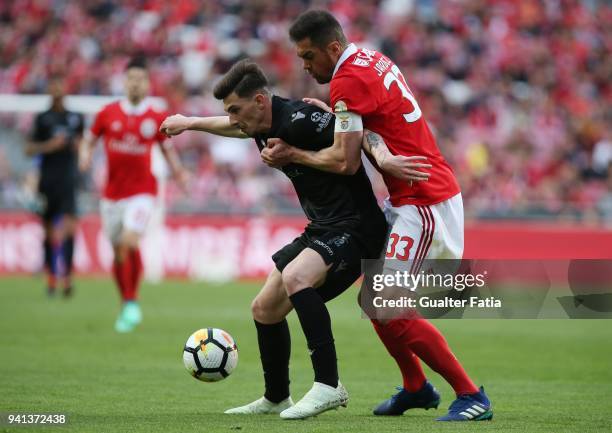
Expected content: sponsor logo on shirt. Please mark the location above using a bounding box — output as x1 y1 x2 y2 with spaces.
315 112 333 133
108 134 148 155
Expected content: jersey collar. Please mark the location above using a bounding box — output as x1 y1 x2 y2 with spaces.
332 43 358 78
119 97 151 116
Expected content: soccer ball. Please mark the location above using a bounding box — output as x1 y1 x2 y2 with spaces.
183 328 238 382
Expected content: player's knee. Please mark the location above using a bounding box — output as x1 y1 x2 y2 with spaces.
281 266 312 295
120 230 140 249
251 296 282 323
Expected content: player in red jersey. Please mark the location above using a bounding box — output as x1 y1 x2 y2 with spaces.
262 10 492 421
79 57 188 333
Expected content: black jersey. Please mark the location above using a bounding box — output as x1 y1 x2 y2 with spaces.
31 108 84 185
255 96 387 254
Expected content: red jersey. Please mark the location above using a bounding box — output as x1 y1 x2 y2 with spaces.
330 44 461 206
90 98 168 200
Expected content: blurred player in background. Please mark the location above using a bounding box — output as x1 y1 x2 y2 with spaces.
25 75 83 298
262 10 493 421
79 57 188 333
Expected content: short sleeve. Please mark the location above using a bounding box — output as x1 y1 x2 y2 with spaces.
330 75 377 116
90 107 106 137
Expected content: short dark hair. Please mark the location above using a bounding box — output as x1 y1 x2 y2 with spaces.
213 59 269 100
126 56 147 71
289 10 347 48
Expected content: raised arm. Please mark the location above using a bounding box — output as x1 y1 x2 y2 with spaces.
160 114 248 139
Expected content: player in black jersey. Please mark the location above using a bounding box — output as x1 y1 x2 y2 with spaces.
25 76 83 297
161 60 429 419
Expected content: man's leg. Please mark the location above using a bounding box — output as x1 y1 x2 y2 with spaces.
279 247 348 419
61 214 77 296
42 220 59 296
112 194 155 332
225 269 295 414
113 229 144 333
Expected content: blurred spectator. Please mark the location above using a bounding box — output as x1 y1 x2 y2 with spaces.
0 0 610 221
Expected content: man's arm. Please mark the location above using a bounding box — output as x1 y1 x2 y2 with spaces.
272 131 363 175
25 114 68 157
261 108 364 175
25 134 68 157
301 97 430 180
160 114 248 139
78 132 97 172
362 130 431 182
158 141 190 190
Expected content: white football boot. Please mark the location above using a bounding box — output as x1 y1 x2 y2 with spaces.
280 382 348 419
224 396 294 414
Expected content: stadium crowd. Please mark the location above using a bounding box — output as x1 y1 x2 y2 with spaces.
0 0 610 221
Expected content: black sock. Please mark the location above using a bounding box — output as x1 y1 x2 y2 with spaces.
43 238 54 276
255 319 291 403
63 236 74 278
288 288 338 388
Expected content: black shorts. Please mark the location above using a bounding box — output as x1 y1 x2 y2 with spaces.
272 230 367 303
38 183 77 222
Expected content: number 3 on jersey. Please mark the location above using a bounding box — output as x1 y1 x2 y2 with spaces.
384 64 422 123
386 233 414 261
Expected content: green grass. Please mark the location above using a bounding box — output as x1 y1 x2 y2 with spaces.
1 277 611 433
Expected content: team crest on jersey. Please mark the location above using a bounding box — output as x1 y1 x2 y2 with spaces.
111 120 122 132
334 100 348 113
140 118 157 138
311 112 322 123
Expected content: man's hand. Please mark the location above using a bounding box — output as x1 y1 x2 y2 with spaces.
381 154 432 183
261 138 295 168
302 97 332 113
78 147 92 172
160 114 192 136
46 133 68 152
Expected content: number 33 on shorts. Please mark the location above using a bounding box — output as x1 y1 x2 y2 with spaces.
385 234 414 261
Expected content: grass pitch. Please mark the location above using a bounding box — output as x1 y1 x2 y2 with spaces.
1 276 611 432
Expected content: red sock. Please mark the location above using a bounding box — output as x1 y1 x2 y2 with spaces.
130 249 143 292
121 249 143 302
112 260 124 298
371 319 426 392
384 318 478 396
